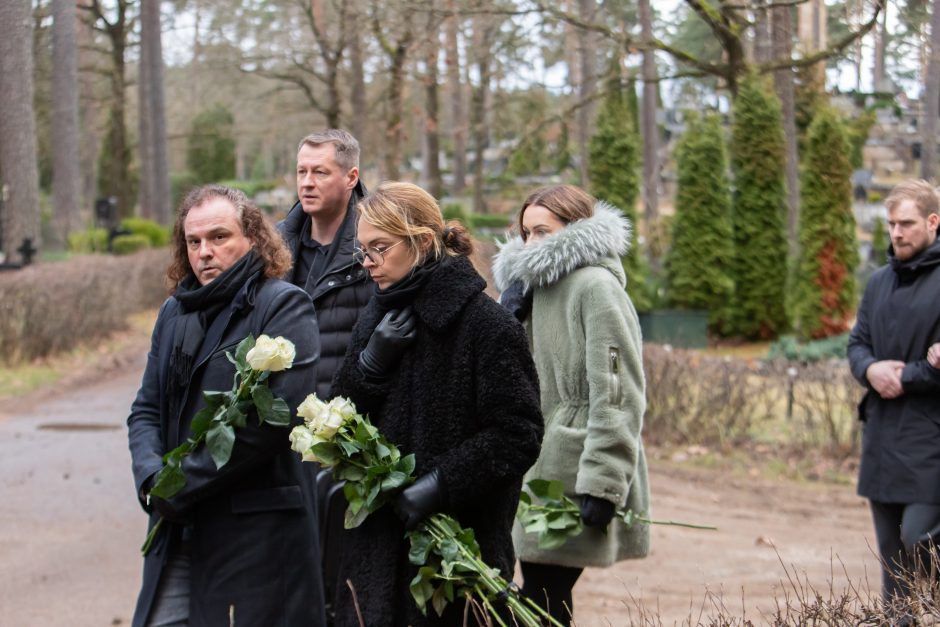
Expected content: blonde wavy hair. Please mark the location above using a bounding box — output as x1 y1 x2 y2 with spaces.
356 181 473 268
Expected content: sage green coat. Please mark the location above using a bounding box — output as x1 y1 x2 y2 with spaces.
493 203 650 568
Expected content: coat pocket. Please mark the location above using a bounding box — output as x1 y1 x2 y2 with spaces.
231 485 304 514
608 347 622 406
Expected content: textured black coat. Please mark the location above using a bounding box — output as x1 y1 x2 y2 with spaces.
278 181 374 399
330 256 544 627
127 274 326 627
848 238 940 503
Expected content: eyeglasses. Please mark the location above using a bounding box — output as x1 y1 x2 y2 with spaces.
353 240 404 267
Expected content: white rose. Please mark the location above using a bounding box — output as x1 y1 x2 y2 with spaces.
246 335 296 372
315 409 346 440
328 397 358 423
289 425 319 462
296 394 329 428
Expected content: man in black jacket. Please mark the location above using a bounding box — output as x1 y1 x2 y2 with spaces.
277 129 373 621
848 178 940 608
128 185 325 627
278 129 373 400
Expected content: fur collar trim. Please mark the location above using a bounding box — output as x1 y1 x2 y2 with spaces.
492 202 632 292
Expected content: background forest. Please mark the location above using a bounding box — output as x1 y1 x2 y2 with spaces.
1 0 937 345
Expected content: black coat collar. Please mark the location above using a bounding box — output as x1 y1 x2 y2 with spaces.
411 256 486 333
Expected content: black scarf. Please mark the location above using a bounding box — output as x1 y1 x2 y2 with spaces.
372 254 445 312
167 250 264 421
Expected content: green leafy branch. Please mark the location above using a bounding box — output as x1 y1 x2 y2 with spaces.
141 334 294 555
517 479 717 551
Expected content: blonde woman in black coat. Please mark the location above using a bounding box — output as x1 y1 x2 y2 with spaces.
329 181 544 627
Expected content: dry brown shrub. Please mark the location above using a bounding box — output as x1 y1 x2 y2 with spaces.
643 346 864 457
642 345 783 449
0 249 169 365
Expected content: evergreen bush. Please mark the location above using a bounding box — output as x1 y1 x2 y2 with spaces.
766 334 850 363
792 107 858 339
870 216 888 266
186 104 237 184
588 78 652 310
67 228 109 253
111 234 151 256
728 72 789 339
665 111 734 330
121 218 170 247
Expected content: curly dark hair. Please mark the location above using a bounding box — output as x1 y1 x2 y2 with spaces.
166 184 293 290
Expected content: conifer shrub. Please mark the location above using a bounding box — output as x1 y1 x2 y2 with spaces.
121 217 170 247
111 234 151 255
665 111 734 330
870 216 888 266
792 107 858 339
727 72 789 339
588 79 652 310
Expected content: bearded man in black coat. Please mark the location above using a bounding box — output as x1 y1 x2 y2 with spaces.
848 178 940 608
128 185 326 627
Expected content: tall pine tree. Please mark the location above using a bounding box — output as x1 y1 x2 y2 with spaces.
728 72 789 339
792 107 858 339
589 76 651 310
666 112 734 330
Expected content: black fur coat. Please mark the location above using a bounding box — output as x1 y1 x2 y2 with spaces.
330 255 543 627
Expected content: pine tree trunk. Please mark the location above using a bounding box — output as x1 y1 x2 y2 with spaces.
470 15 494 214
0 0 42 263
576 0 596 187
445 0 466 194
873 1 887 91
639 0 659 226
422 12 443 199
138 14 154 220
52 0 83 245
922 0 940 182
348 0 368 157
141 0 171 223
773 5 801 257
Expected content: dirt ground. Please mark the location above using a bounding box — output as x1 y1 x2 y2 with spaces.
0 340 880 626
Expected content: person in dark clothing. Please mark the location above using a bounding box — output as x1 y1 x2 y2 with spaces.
848 178 940 608
330 181 544 627
128 185 326 627
277 129 373 400
277 129 373 621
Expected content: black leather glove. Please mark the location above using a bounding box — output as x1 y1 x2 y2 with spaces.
499 281 532 322
358 307 417 380
394 468 445 531
579 494 616 528
151 495 188 524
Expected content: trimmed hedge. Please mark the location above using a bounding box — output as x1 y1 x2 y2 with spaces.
121 217 171 247
112 234 152 255
0 248 169 365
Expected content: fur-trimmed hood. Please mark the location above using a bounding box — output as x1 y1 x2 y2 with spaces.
492 201 632 292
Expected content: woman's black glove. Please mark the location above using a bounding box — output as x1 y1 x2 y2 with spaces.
579 494 616 528
394 468 445 531
358 307 417 379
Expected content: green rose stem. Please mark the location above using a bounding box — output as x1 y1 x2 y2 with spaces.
524 502 717 531
421 516 564 627
140 369 268 556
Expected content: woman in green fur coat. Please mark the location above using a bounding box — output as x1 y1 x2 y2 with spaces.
492 185 650 625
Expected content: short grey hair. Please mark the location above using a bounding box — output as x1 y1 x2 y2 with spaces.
297 129 360 172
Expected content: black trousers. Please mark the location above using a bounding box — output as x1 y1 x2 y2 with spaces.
519 561 583 626
870 500 940 602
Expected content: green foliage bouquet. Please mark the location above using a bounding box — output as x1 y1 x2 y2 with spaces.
290 395 564 626
517 479 715 550
141 334 296 555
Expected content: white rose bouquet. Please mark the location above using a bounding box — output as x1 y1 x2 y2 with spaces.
290 394 565 627
516 479 716 550
141 334 296 555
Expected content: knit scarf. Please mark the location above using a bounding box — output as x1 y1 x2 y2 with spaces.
166 250 264 421
372 254 445 312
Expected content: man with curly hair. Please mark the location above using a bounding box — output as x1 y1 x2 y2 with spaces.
128 185 326 627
